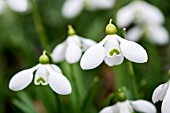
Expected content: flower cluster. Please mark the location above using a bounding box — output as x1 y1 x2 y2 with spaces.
116 1 169 45
62 0 115 19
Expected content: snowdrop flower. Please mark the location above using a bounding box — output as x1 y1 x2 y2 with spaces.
62 0 115 19
52 25 96 64
100 100 156 113
100 89 156 113
152 77 170 113
0 0 30 14
116 1 169 45
9 51 72 95
80 20 148 70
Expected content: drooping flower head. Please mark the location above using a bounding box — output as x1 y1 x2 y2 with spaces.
9 51 72 95
100 89 156 113
80 19 148 70
62 0 115 19
116 1 169 45
152 70 170 113
52 25 96 64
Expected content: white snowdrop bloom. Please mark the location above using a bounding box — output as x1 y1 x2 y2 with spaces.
116 1 164 27
9 52 72 95
62 0 115 19
7 0 30 13
99 100 156 113
152 80 170 113
126 24 169 45
52 25 96 64
80 21 148 70
116 1 169 45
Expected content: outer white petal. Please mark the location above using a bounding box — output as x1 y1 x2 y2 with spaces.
7 0 29 13
65 43 82 64
34 65 49 85
116 3 135 27
161 82 170 113
52 42 66 63
119 101 133 113
116 35 148 63
99 105 119 113
66 35 81 45
152 81 169 103
62 0 84 19
126 26 143 42
47 67 71 95
50 64 62 74
135 1 164 24
80 44 106 70
147 25 169 45
87 0 115 10
80 37 97 51
131 100 156 113
9 64 40 91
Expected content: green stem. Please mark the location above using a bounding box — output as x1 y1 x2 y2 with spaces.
128 61 138 99
30 0 48 49
69 64 80 103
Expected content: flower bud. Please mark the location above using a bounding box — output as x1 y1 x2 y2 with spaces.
117 89 126 102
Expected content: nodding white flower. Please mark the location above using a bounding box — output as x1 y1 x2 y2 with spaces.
0 0 30 14
80 21 148 70
152 80 170 113
52 25 96 64
9 51 72 95
62 0 115 19
116 1 169 45
99 100 156 113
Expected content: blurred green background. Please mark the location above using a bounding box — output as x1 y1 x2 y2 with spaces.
0 0 170 113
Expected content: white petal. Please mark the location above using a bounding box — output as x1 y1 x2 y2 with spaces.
131 100 156 113
62 0 84 19
87 0 115 10
50 64 62 74
116 3 135 27
126 26 143 42
147 24 169 45
99 105 119 113
161 82 170 113
34 65 49 85
80 37 97 51
135 1 164 24
152 81 169 103
116 35 148 63
7 0 29 13
80 44 106 70
48 72 72 95
9 64 40 91
52 42 66 63
119 101 133 113
104 55 124 66
65 43 82 64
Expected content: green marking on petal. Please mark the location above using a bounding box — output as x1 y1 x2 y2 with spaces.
109 48 120 56
36 77 46 84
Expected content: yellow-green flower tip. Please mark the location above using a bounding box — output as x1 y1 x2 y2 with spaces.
39 51 50 64
105 19 117 35
117 89 126 102
68 25 76 36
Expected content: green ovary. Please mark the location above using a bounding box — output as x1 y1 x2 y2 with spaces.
109 48 120 56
